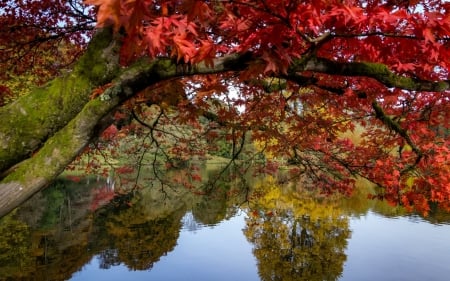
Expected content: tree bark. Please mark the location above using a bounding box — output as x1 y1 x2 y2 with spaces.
0 27 121 173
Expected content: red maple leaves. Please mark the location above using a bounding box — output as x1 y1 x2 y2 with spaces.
0 0 93 82
82 0 450 84
20 0 449 214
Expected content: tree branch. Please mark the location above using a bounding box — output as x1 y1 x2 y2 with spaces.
371 100 423 174
289 56 450 92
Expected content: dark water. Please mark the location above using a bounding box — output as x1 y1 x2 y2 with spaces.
1 169 449 281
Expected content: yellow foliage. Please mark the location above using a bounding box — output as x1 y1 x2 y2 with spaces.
251 175 343 221
253 138 279 160
245 175 350 281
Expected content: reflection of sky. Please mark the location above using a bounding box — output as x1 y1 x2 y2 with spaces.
181 211 205 232
341 212 450 281
70 210 450 281
70 212 260 281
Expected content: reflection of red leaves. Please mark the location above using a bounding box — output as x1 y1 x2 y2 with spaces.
90 186 116 211
263 161 279 175
66 175 81 183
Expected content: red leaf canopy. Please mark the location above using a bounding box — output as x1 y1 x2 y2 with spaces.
2 0 448 214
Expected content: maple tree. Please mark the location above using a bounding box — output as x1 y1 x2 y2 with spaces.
0 0 449 217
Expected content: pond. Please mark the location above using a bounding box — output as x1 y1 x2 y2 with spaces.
0 166 449 281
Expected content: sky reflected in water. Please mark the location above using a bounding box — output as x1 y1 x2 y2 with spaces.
342 212 450 281
69 210 450 281
71 212 260 281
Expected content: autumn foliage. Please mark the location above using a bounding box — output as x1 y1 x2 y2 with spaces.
1 0 449 215
0 0 93 81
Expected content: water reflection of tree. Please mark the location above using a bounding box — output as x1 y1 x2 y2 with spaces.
244 177 350 281
0 179 97 280
192 164 249 225
5 169 449 281
0 165 250 279
95 208 184 271
338 178 450 225
0 213 34 279
0 177 185 279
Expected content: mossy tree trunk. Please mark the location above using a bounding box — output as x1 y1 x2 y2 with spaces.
0 28 122 173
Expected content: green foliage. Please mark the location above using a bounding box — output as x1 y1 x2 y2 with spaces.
210 135 233 158
38 182 66 229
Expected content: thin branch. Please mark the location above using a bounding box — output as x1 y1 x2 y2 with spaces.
371 100 423 174
332 31 450 42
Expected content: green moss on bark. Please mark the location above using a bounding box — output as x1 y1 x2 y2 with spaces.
74 27 120 83
357 62 416 90
0 28 120 173
0 80 124 217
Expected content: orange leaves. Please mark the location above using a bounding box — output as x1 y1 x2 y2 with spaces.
152 16 201 63
84 0 216 65
145 23 164 56
196 39 215 68
172 32 197 63
84 0 121 30
422 28 436 43
393 61 416 73
328 4 365 26
129 13 209 64
80 0 450 80
218 13 251 33
182 0 214 26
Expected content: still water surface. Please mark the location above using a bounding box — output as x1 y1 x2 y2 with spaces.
0 171 449 281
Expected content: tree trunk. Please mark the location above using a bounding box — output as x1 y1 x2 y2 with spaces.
0 28 121 173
